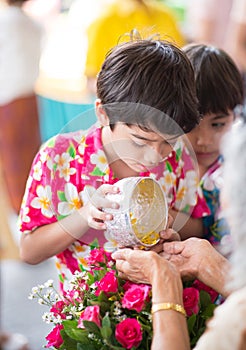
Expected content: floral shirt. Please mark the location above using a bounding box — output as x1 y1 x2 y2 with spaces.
19 125 209 287
201 156 230 246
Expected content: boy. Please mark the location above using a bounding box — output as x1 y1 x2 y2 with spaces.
19 39 209 286
184 43 244 247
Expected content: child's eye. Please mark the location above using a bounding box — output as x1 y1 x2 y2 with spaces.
132 140 146 148
212 123 226 129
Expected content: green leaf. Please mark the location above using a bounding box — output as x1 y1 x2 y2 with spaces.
100 325 112 339
175 147 182 161
202 303 216 318
90 167 106 176
46 137 56 148
83 320 101 337
166 161 173 172
57 191 67 202
199 290 211 309
89 239 99 249
102 314 111 328
87 272 95 285
67 143 76 159
63 320 90 342
77 344 98 350
100 315 112 339
57 214 68 221
59 329 80 350
187 314 196 334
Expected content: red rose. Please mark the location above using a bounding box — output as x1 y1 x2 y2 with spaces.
115 318 142 349
183 287 199 317
122 284 151 312
193 279 219 303
46 324 64 348
95 271 118 296
78 305 101 328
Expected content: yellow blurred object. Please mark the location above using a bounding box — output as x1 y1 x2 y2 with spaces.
85 0 186 78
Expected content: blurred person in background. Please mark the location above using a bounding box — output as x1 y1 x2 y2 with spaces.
186 0 233 48
85 0 185 95
225 0 246 90
0 0 43 221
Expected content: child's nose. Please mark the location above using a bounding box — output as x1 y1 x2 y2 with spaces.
197 129 213 146
144 145 164 165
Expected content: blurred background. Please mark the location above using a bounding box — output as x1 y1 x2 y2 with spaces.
0 0 245 348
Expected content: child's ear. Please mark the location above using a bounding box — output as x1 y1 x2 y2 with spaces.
95 99 109 126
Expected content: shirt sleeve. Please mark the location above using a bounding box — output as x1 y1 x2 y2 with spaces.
19 141 58 233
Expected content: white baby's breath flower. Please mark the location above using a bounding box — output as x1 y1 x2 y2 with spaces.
42 312 55 324
73 291 79 299
78 304 84 311
38 298 45 305
70 306 77 313
31 286 39 294
44 279 54 288
28 294 35 300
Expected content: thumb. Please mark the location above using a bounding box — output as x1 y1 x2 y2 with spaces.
112 248 131 260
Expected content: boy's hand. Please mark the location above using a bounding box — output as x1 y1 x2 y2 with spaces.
81 184 120 230
150 213 180 253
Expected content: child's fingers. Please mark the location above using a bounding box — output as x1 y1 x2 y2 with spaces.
97 184 120 196
90 185 120 209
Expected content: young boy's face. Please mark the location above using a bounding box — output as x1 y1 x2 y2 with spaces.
187 111 234 175
104 123 177 173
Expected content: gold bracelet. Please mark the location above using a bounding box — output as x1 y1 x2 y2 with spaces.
151 303 186 317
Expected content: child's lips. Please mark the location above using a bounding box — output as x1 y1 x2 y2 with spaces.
196 152 215 158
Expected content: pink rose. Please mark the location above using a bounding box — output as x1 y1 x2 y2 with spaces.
87 248 106 265
78 305 101 328
122 284 151 312
183 287 200 317
123 280 134 291
95 271 118 296
115 318 142 349
50 301 66 319
46 324 64 348
193 279 218 303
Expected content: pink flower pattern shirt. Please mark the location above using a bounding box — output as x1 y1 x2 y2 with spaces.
19 125 209 287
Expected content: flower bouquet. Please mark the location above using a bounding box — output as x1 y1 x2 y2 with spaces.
29 241 218 349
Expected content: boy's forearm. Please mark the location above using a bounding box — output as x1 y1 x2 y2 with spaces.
20 209 90 264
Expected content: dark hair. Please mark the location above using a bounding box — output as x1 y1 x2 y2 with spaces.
183 43 244 116
7 0 28 4
97 39 199 135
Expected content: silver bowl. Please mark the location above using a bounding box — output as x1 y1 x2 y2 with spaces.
104 177 168 248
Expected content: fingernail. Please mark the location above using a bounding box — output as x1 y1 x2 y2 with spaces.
105 214 112 220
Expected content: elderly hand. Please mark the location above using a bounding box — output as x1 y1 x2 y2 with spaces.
112 248 170 284
160 237 214 280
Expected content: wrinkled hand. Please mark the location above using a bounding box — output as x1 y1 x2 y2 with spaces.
112 248 164 284
81 184 120 230
161 237 216 281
